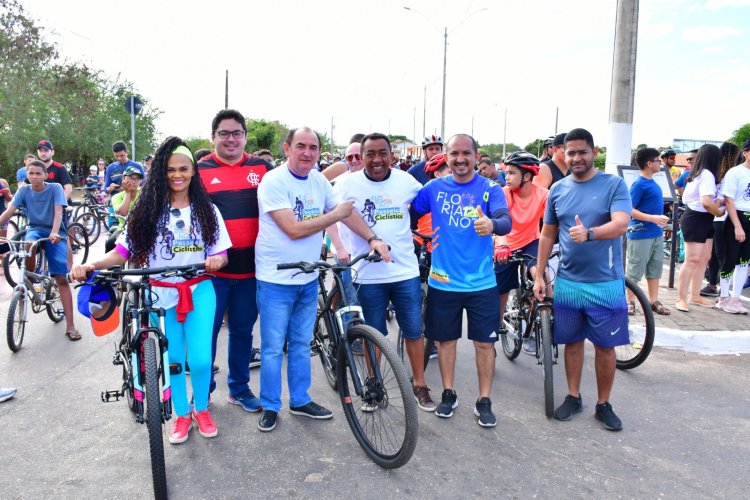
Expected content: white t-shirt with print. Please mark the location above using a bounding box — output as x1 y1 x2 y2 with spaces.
333 169 421 284
117 204 231 308
255 166 339 284
683 170 717 213
720 164 750 212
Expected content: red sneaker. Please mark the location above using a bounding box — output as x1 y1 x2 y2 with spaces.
192 409 218 438
168 416 192 444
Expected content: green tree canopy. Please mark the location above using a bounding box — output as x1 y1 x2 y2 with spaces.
729 123 750 147
478 143 520 162
246 119 289 157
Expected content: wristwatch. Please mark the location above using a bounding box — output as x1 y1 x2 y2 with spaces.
367 235 382 244
587 228 595 242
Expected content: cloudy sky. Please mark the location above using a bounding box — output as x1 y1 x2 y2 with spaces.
20 0 750 151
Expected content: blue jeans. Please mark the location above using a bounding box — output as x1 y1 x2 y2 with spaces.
335 257 359 306
357 277 422 340
257 279 318 413
209 276 258 398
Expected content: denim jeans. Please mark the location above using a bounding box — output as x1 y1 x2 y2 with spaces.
209 276 258 398
357 276 422 340
335 257 359 306
257 279 318 412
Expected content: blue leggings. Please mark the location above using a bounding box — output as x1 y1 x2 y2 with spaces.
155 280 216 416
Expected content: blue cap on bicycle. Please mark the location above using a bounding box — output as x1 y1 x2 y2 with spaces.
77 272 119 336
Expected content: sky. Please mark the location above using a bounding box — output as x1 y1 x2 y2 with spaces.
18 0 750 153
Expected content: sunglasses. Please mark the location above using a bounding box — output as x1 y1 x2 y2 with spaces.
346 154 361 161
170 208 185 229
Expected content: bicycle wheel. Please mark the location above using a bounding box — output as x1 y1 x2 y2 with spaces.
3 228 26 288
120 298 136 413
313 294 338 391
419 285 435 370
337 324 418 469
6 289 27 352
144 337 168 500
616 279 656 370
45 279 64 323
538 307 554 418
5 219 19 240
74 211 101 245
501 289 523 360
67 222 89 264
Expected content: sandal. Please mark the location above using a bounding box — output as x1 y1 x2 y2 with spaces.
650 300 671 316
627 301 636 316
688 297 714 308
675 301 689 312
65 330 82 341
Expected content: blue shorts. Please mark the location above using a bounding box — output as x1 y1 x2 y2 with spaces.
357 277 421 340
553 277 629 348
494 239 540 294
425 286 499 343
25 227 68 276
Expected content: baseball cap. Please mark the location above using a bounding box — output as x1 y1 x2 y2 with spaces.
122 166 143 178
661 149 676 158
743 139 750 151
36 140 54 150
89 165 98 173
76 273 119 336
553 133 567 147
543 136 555 147
144 155 153 161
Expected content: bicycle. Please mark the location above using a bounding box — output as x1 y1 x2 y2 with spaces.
499 249 558 417
81 263 207 500
1 237 65 352
285 252 418 469
72 186 117 244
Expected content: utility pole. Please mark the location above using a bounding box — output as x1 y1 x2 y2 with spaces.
471 115 474 138
422 85 426 138
606 0 639 174
330 116 335 153
555 107 559 134
502 108 508 158
441 27 447 139
413 107 416 147
224 70 229 109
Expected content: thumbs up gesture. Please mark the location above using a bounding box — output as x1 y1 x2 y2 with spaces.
473 205 493 237
569 214 588 244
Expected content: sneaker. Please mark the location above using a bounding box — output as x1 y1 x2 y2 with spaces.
258 410 278 432
249 348 261 369
716 296 741 314
699 285 719 297
522 336 536 356
289 401 333 420
227 390 262 412
731 297 748 314
168 415 192 444
0 387 17 403
191 409 218 438
474 397 497 427
435 389 458 418
413 385 436 412
553 394 583 421
594 402 623 431
429 344 438 360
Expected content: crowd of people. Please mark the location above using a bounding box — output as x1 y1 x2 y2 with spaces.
3 108 749 442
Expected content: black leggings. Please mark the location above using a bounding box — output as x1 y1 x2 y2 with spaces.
706 220 726 286
721 211 750 274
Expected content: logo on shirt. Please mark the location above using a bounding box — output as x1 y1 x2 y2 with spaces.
360 195 402 228
436 191 481 229
247 172 260 186
210 177 221 185
744 182 750 201
293 195 321 222
160 221 204 260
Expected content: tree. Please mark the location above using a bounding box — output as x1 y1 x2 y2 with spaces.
246 119 288 157
478 143 520 162
388 134 409 143
729 123 750 147
524 139 546 157
184 137 212 153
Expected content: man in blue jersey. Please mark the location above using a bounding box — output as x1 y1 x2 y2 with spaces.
412 134 511 428
534 128 632 432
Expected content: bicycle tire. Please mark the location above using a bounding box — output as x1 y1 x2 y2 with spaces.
419 285 435 371
6 289 26 352
337 324 418 469
5 219 19 240
144 337 168 500
538 307 554 418
67 222 89 264
313 294 338 391
3 228 26 288
120 298 136 413
74 212 101 245
616 279 656 370
501 289 523 360
45 279 64 323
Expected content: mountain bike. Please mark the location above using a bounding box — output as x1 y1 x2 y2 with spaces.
1 237 64 352
284 252 418 469
85 263 207 500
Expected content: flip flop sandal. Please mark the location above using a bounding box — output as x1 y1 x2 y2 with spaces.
66 330 82 341
627 300 636 315
650 301 671 315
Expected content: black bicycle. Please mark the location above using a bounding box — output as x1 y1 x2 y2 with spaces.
83 264 208 500
287 252 418 469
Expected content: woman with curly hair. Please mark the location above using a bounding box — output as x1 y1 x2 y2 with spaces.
72 136 232 444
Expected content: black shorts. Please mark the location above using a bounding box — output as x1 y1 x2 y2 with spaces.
723 210 750 268
425 286 500 343
681 208 715 243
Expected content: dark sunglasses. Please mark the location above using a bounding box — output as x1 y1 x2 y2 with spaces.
346 154 361 161
170 208 185 229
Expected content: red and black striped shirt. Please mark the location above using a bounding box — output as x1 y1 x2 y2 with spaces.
197 152 273 279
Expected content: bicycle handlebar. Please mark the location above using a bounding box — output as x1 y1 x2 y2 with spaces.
68 263 207 284
277 251 383 273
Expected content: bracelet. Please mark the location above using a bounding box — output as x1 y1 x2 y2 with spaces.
367 235 382 244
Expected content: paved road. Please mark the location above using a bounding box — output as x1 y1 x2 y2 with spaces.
1 303 748 498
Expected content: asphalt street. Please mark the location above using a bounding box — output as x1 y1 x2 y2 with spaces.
1 303 748 499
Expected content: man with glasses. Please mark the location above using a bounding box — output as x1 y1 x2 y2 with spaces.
674 149 697 197
197 109 274 413
322 133 366 182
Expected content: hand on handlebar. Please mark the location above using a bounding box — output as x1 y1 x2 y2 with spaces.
533 276 546 302
49 233 62 244
494 245 511 264
370 239 391 262
70 263 96 282
204 254 226 272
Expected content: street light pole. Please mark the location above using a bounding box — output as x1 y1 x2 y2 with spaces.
441 27 447 139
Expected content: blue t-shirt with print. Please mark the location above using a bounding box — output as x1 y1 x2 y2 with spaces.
544 171 632 282
104 160 144 191
11 183 67 231
674 170 690 189
412 173 509 292
627 176 664 240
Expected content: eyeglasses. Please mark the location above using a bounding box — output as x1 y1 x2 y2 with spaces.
346 154 361 161
215 130 246 139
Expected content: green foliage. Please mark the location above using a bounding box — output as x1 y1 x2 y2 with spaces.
388 135 409 143
246 119 288 157
524 139 546 157
0 0 159 178
595 152 606 170
729 123 750 147
478 143 520 162
184 137 212 153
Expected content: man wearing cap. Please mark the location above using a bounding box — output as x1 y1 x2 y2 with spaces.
534 133 569 189
539 136 555 162
36 140 73 200
104 141 144 195
408 135 444 186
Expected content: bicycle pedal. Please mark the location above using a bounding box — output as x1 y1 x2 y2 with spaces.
101 390 123 402
112 353 124 365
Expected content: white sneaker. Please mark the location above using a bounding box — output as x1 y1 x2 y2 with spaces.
716 297 741 314
731 297 748 314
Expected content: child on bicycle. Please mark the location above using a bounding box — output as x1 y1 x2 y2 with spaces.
0 160 79 340
71 137 231 445
493 152 548 354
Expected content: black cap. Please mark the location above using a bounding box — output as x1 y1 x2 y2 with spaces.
553 133 567 147
743 139 750 151
543 136 555 146
36 139 54 150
